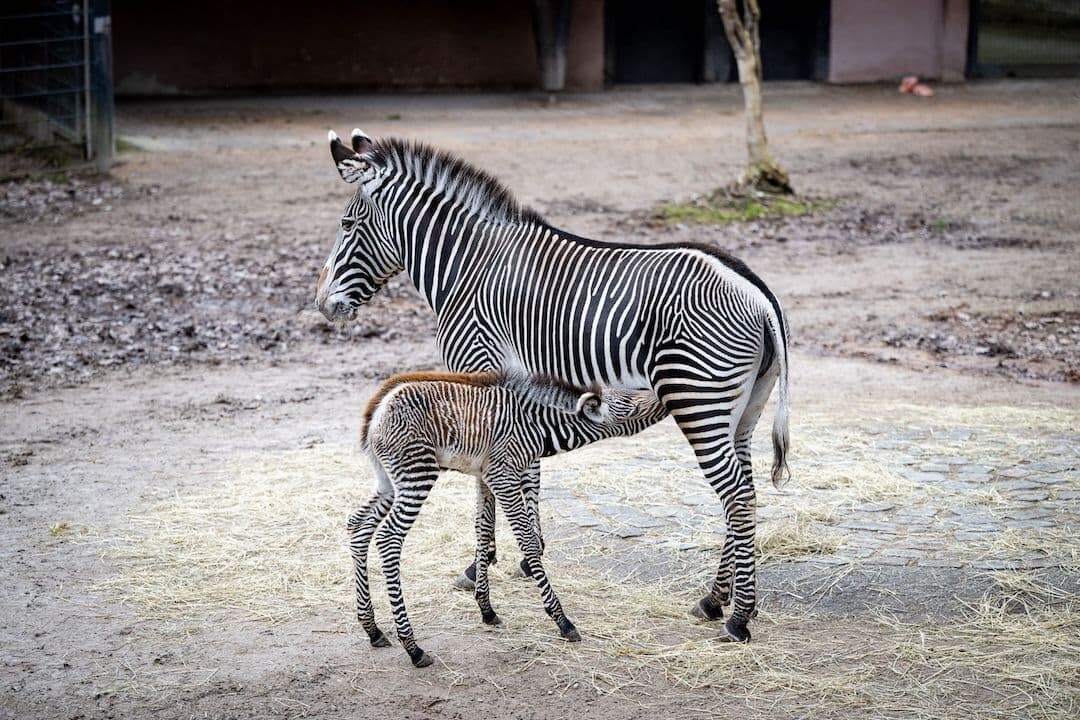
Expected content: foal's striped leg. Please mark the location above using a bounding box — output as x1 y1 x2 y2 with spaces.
375 459 439 668
486 471 581 642
347 470 395 647
519 462 544 575
472 480 501 626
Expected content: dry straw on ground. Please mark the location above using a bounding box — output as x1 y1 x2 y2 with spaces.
89 403 1078 718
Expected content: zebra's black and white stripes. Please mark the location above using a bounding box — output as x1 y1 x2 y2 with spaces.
319 131 790 643
351 370 663 667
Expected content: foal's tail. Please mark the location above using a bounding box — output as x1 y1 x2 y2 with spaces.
764 301 791 489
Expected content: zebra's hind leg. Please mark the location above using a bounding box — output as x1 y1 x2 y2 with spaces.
348 461 395 648
658 372 758 643
690 371 774 624
375 462 439 668
472 480 502 627
487 472 580 643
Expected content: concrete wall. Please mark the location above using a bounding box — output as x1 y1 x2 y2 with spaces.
113 1 604 95
829 0 970 82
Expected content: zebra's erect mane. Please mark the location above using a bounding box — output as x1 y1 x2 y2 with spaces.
370 138 545 225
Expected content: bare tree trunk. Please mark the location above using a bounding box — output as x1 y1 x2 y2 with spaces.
717 0 793 194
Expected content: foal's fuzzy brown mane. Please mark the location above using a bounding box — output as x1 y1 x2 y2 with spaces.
361 370 503 444
360 370 598 445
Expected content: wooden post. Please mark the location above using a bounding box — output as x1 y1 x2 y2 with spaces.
530 0 572 92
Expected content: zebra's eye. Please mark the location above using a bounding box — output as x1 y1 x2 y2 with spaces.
341 218 356 231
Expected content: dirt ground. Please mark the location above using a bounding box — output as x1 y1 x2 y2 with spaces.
1 81 1078 719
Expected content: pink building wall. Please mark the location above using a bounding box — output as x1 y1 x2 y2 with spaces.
829 0 970 83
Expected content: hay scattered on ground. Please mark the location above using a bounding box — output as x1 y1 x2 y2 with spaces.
88 402 1079 717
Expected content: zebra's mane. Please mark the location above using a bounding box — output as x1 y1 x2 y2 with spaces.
369 138 545 225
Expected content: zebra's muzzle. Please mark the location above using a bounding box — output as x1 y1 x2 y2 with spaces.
318 294 359 322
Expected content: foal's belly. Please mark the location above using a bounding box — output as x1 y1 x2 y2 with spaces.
436 448 485 475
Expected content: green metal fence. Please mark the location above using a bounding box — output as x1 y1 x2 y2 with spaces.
0 0 113 178
973 0 1080 76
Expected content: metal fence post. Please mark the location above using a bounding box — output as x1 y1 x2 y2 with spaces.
89 0 113 172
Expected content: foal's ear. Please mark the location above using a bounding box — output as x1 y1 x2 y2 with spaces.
329 129 370 183
577 392 605 423
630 390 664 419
351 128 373 154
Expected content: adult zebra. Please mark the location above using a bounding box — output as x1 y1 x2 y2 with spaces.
317 129 790 642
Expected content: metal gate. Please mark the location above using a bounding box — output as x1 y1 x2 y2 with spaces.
0 0 113 179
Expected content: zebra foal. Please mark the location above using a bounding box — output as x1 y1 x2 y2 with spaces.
351 369 663 667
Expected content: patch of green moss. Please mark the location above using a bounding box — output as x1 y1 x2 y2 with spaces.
655 193 828 226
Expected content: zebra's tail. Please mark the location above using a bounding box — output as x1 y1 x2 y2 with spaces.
766 304 791 489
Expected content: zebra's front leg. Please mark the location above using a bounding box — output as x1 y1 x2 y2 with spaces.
472 480 502 627
348 483 395 648
487 473 581 643
375 468 438 668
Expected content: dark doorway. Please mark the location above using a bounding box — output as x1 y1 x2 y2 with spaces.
606 0 829 85
608 0 706 83
759 0 830 81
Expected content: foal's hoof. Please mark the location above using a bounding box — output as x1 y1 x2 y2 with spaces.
721 617 752 643
452 573 476 592
690 596 725 621
368 628 392 648
558 619 582 642
411 650 435 668
482 610 503 627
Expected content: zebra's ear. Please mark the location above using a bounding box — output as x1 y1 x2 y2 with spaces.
329 130 369 183
577 393 605 423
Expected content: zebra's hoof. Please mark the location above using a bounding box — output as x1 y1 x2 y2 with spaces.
722 617 751 643
452 573 476 592
368 629 392 648
482 611 503 627
691 596 725 621
411 650 435 668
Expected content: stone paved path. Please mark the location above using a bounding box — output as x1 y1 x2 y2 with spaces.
537 407 1079 586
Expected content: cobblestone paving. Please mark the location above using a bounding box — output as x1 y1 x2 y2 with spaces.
537 406 1079 581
